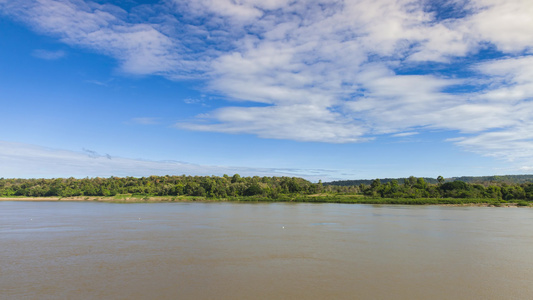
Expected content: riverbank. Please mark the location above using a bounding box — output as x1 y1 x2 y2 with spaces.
0 196 205 203
1 195 530 206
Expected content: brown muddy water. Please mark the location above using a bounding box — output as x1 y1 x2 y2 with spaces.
1 201 532 299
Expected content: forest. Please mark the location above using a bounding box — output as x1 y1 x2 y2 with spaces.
0 175 315 198
325 174 533 186
1 175 533 203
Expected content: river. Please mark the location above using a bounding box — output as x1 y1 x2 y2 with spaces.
1 201 532 299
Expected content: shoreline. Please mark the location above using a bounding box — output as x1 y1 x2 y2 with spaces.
0 196 203 203
0 196 528 207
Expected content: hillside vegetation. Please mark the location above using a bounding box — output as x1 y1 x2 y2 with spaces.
324 174 533 186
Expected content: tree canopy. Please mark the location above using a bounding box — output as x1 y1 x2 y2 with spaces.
2 175 533 201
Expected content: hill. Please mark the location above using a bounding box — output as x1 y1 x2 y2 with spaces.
324 175 533 186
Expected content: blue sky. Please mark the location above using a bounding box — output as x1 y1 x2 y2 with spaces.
1 0 532 181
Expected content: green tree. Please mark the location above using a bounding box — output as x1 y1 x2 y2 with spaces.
231 174 241 183
371 179 381 189
244 183 263 196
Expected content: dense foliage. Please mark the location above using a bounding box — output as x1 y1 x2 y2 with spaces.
1 175 533 201
326 174 533 186
0 175 320 198
356 176 533 200
326 177 439 186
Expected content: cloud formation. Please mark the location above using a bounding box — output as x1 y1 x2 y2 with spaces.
2 0 533 165
0 141 337 180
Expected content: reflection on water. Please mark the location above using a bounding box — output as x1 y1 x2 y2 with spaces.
1 202 533 299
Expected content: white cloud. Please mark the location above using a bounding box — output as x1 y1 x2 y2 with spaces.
2 0 533 166
447 55 533 163
1 0 183 75
179 104 369 143
0 141 335 181
474 56 533 103
452 128 533 162
393 132 419 137
173 0 264 22
466 0 533 53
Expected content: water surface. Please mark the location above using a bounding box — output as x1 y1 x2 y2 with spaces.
1 202 532 299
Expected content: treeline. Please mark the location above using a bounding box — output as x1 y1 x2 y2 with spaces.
326 177 439 186
449 175 533 184
0 175 322 198
357 177 533 200
326 174 533 186
2 175 533 201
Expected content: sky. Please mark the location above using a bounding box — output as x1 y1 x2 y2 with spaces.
1 0 532 181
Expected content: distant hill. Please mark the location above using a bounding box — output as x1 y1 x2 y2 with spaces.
325 177 438 186
448 175 533 184
324 175 533 186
